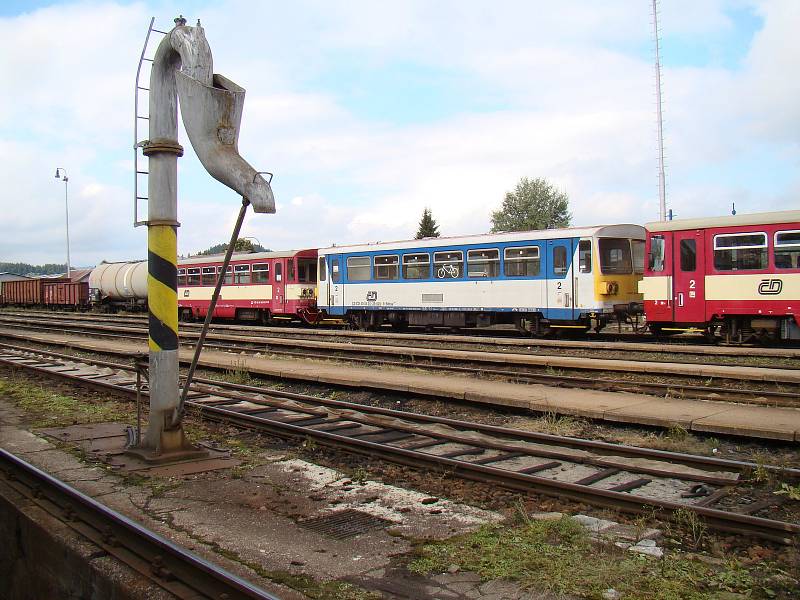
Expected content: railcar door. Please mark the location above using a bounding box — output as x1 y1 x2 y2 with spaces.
327 256 344 314
546 239 576 320
672 230 705 324
272 260 285 314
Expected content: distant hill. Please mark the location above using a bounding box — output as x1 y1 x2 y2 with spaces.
0 262 68 277
195 239 269 256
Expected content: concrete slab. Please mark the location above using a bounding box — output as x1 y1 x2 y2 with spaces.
691 405 800 441
603 397 732 429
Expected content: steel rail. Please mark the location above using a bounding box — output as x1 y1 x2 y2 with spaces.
1 315 799 390
0 344 797 544
3 310 799 358
0 448 280 600
1 340 798 477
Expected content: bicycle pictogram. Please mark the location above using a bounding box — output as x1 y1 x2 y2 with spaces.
437 264 459 278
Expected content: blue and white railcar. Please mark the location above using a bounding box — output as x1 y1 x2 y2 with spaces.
316 225 645 333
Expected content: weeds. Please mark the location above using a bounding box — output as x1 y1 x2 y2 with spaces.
672 508 707 550
774 482 800 501
351 466 368 484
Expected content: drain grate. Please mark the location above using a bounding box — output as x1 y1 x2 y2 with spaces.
298 509 394 539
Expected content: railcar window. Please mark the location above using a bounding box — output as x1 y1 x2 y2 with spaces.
504 246 540 277
217 266 233 284
434 251 463 279
402 253 430 279
298 259 317 282
468 249 499 278
252 263 270 283
775 231 800 269
649 236 665 272
552 246 567 275
287 259 295 282
632 240 645 274
599 238 633 274
234 264 250 284
374 255 399 280
680 240 696 272
713 233 767 271
187 268 201 286
318 257 327 282
177 269 187 286
346 256 371 281
578 241 591 274
201 266 216 286
331 259 341 283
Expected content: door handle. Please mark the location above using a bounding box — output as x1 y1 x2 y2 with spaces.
677 292 684 307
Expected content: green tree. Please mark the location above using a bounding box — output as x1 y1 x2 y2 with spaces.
490 177 571 232
197 239 268 256
415 207 440 239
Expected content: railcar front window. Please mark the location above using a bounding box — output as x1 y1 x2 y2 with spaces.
403 253 430 280
434 251 463 279
632 240 645 274
346 256 371 281
599 238 633 274
578 241 591 274
187 268 201 286
298 259 317 282
504 246 540 277
331 259 341 283
374 255 399 280
713 233 767 271
252 263 270 283
234 264 250 284
775 231 800 269
468 249 499 278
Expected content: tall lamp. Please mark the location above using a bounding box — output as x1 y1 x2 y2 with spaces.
54 168 71 279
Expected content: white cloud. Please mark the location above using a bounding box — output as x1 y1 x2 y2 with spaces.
0 0 797 268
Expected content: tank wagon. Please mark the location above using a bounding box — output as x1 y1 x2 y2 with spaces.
178 249 319 324
89 261 148 312
639 210 800 343
316 225 645 334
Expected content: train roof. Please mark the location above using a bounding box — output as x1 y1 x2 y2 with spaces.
178 249 316 266
318 224 644 254
646 210 800 232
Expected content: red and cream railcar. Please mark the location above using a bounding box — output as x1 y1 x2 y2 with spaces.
639 210 800 342
177 249 320 324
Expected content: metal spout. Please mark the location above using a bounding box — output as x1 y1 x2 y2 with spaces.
175 72 275 213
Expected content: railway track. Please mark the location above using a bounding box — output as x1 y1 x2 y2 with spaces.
6 309 800 359
0 342 798 544
0 447 279 600
2 313 799 407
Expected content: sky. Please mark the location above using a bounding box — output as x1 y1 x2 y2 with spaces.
0 0 797 268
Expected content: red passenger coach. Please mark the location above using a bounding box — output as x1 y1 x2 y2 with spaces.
177 249 320 325
640 210 800 343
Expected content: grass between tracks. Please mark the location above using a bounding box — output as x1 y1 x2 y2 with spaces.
0 373 133 427
410 515 799 599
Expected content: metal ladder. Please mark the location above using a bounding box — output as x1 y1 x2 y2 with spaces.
133 17 169 227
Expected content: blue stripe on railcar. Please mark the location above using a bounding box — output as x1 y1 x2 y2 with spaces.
329 238 576 284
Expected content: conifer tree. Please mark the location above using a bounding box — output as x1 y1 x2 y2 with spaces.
415 207 440 239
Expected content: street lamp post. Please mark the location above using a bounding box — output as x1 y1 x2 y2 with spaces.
54 168 71 279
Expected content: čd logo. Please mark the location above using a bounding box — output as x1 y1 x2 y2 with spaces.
758 279 782 295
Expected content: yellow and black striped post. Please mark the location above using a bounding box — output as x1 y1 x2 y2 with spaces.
147 225 179 355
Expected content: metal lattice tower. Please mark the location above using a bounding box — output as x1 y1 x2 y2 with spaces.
652 0 667 221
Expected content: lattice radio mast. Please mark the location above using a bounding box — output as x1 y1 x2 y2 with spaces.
652 0 667 221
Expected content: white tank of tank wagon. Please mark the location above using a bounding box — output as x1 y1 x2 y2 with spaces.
89 261 148 300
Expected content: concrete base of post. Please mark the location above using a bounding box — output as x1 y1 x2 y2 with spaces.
125 423 209 464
